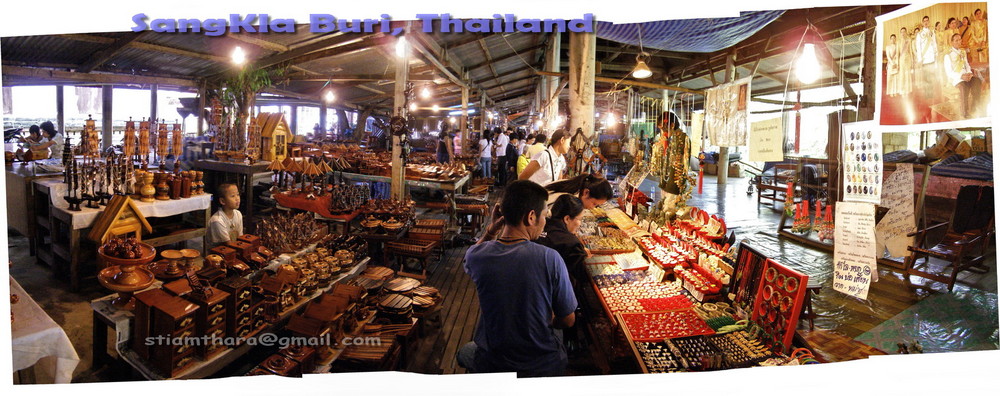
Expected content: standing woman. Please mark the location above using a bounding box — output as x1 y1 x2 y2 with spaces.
898 27 915 95
32 121 64 160
886 34 901 96
519 129 571 186
478 130 493 179
437 131 454 164
968 9 988 64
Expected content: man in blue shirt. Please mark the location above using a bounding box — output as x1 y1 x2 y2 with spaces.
457 180 578 377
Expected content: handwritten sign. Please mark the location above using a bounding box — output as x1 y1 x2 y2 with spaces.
749 117 784 161
833 201 877 299
842 121 882 204
875 164 916 257
690 112 704 155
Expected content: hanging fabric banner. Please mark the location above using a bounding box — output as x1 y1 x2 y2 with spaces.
704 77 752 147
748 117 784 162
875 163 916 257
842 121 882 204
833 201 878 299
689 112 704 155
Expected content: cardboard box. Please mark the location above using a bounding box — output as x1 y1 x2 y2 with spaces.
704 163 718 175
728 163 741 178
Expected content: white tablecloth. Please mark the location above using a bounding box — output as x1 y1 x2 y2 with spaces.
11 276 81 383
36 179 213 230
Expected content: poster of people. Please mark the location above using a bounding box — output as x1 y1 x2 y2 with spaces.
875 2 990 130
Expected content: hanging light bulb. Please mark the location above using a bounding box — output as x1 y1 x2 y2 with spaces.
606 113 616 125
395 36 408 58
535 119 543 129
449 116 457 124
431 104 440 112
409 102 417 111
323 90 336 103
795 43 821 84
231 46 246 66
632 52 652 79
420 86 431 99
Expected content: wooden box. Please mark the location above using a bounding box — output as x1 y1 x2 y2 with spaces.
148 293 201 377
209 245 237 264
133 288 172 360
260 354 301 377
226 240 255 260
184 286 229 359
238 234 262 249
279 345 317 374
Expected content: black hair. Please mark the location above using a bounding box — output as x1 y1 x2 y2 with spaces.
890 34 897 39
547 174 614 200
952 33 962 41
549 129 570 147
948 17 957 26
501 180 548 227
923 15 929 21
28 125 40 134
534 134 547 145
214 182 239 209
482 130 492 141
550 194 584 221
526 133 536 141
40 121 57 137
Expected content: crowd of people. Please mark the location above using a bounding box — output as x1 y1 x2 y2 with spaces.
884 9 988 118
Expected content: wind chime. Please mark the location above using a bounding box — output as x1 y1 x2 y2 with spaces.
138 118 151 169
124 118 136 159
81 115 100 157
156 119 169 170
171 120 183 170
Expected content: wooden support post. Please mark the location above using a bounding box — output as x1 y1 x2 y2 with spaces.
56 85 64 135
717 51 737 186
568 29 596 141
461 86 469 153
101 85 113 149
197 82 206 136
544 32 561 132
391 32 410 200
319 103 328 138
289 105 298 136
150 84 158 123
859 6 878 121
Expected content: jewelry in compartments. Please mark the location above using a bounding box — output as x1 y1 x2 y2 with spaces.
775 273 786 288
784 277 799 293
780 295 793 313
765 267 777 282
762 284 774 301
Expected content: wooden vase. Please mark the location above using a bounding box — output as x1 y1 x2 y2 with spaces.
155 173 170 200
140 172 156 202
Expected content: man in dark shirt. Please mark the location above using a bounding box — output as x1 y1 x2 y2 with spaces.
457 180 578 377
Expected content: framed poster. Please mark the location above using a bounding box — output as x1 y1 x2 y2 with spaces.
842 121 882 204
875 2 991 131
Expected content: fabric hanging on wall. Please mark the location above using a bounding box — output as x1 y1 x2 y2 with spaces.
75 86 102 115
596 11 784 53
704 77 752 147
2 87 12 115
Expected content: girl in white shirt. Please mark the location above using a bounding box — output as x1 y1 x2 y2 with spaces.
478 131 494 179
519 129 571 186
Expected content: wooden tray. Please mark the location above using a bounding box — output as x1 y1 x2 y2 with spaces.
386 239 437 256
617 310 716 342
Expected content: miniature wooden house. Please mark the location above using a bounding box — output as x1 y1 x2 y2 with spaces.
258 112 290 163
87 195 153 243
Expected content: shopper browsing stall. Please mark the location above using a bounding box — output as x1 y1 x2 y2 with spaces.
536 194 589 283
494 128 511 185
458 180 577 377
545 174 613 209
478 130 493 179
519 129 571 186
31 121 63 159
208 183 244 247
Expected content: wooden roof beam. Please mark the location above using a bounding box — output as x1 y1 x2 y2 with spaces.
226 32 289 53
59 34 229 63
408 27 469 89
466 44 545 71
76 32 147 73
2 65 197 87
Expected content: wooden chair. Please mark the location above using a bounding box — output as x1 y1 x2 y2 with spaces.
904 185 994 291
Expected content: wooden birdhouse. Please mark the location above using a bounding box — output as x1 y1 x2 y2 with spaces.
258 112 290 163
87 195 153 244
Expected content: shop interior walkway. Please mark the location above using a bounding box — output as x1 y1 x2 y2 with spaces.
7 175 998 381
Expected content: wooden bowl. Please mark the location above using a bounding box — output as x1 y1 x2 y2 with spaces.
98 242 156 269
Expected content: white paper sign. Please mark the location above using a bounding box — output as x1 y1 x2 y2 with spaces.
875 164 916 257
833 202 878 299
842 121 882 204
749 117 784 162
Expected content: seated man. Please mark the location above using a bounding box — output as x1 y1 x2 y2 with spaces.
457 180 577 377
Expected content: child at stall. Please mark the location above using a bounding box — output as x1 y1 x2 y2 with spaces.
208 183 243 247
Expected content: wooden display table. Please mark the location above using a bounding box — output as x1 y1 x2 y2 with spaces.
34 179 212 291
5 162 63 256
91 254 370 380
194 160 272 220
